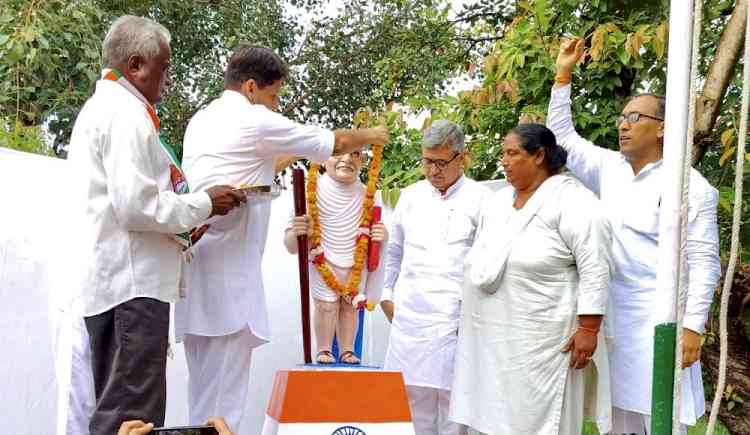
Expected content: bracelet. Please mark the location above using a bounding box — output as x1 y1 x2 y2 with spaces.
554 74 572 85
577 326 599 334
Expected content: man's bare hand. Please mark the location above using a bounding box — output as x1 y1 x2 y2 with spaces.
206 185 246 217
380 300 394 323
206 416 234 435
290 215 312 237
371 222 387 242
117 420 154 435
682 328 702 369
189 224 211 246
556 37 585 75
368 125 390 146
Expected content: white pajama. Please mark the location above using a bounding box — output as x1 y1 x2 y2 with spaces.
406 386 463 435
54 312 95 435
177 90 335 428
547 84 722 425
184 327 256 431
609 407 686 435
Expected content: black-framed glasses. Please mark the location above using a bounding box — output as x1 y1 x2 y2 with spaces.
617 112 664 126
421 152 461 169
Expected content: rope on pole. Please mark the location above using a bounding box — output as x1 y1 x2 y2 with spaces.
706 2 750 433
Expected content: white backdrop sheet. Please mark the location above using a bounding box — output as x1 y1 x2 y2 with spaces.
0 147 506 435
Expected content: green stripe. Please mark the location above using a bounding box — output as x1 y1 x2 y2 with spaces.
159 137 182 169
650 322 676 435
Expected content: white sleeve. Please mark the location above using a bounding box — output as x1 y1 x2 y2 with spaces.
558 187 613 315
364 237 388 304
683 186 722 334
382 192 407 301
547 84 619 196
251 108 334 163
103 111 212 234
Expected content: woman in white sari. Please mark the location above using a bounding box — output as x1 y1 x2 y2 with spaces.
450 123 613 435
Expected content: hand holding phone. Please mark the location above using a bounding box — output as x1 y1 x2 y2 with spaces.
151 425 219 435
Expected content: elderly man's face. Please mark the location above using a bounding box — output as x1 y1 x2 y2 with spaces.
127 41 171 105
421 144 464 193
324 151 364 184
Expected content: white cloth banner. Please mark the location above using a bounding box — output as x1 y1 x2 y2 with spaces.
0 147 507 435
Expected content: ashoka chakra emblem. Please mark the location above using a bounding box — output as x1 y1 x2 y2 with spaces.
331 426 366 435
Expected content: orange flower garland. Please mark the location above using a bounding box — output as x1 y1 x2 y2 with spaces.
306 143 384 296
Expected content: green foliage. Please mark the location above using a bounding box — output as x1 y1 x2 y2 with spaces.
0 0 104 155
0 116 54 156
581 416 732 435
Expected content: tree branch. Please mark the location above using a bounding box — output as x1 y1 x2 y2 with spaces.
694 0 747 163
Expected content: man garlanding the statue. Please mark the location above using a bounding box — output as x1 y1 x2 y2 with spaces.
175 44 389 431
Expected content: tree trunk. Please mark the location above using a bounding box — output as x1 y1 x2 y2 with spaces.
703 265 750 434
694 0 747 164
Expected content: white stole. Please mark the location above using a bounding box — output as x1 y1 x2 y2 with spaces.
466 174 569 293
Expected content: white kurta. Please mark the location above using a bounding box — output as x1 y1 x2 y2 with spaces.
67 79 214 317
383 176 488 390
285 174 387 304
547 84 722 424
450 175 612 435
175 90 334 345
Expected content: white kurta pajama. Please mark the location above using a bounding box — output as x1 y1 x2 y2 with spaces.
383 176 488 435
450 175 613 435
547 84 722 429
175 90 334 430
67 75 214 434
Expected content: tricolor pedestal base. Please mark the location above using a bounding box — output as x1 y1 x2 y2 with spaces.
262 367 414 435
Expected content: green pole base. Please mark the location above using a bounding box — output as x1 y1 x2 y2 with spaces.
651 322 677 435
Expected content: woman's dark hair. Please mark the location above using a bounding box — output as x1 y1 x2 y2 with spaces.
508 123 567 175
224 44 289 89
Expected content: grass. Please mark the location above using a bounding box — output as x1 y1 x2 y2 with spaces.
581 416 731 435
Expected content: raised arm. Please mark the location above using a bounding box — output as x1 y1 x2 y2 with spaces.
254 109 390 163
548 38 619 195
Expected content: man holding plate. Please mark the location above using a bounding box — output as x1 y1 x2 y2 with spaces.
175 44 389 431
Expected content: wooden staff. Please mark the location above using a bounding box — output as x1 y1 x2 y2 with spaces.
292 168 312 364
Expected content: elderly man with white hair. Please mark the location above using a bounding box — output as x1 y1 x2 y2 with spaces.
66 15 244 435
382 120 488 435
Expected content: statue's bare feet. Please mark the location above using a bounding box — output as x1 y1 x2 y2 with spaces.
339 350 361 365
317 350 336 364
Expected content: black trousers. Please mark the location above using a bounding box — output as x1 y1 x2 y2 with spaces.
84 297 170 435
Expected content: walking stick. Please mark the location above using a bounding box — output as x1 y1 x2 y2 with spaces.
292 168 312 364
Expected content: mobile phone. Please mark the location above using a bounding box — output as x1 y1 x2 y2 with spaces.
150 425 219 435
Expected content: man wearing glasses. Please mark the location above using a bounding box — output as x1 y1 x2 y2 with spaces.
547 38 720 434
382 120 488 435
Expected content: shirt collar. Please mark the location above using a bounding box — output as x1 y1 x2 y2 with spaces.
430 174 466 199
222 89 250 103
620 154 663 178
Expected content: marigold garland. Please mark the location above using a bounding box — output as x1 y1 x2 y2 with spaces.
306 143 384 297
